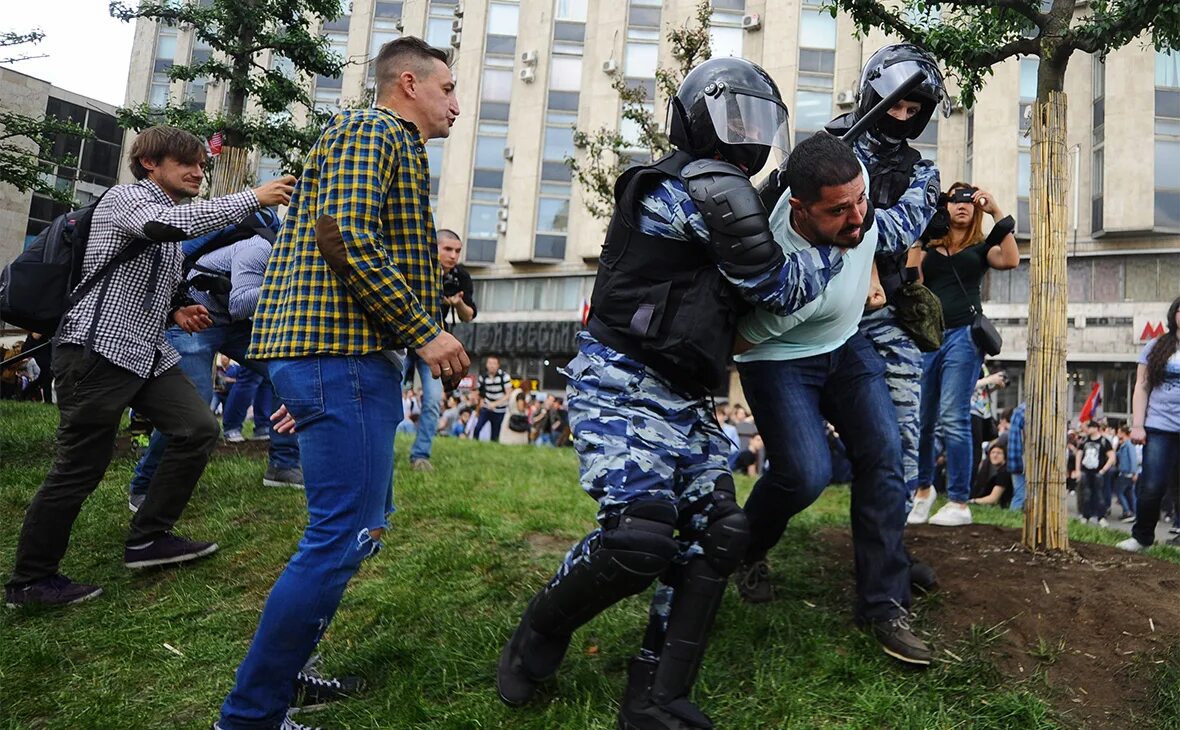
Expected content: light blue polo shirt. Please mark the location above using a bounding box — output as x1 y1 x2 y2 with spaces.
735 167 875 362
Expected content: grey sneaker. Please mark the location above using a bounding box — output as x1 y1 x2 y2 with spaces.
223 429 245 443
128 493 146 513
736 560 774 603
5 574 102 608
124 533 219 569
213 711 322 730
263 466 305 489
410 458 434 472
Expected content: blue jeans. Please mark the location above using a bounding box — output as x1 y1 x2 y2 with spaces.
738 332 910 622
1132 429 1180 546
403 353 442 461
918 326 983 503
1010 472 1026 511
128 324 299 497
219 355 400 729
223 367 270 432
1115 474 1137 516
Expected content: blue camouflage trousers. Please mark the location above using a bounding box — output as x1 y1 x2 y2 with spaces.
860 308 922 497
548 333 733 638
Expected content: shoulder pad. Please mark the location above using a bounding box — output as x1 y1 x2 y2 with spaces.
681 158 747 181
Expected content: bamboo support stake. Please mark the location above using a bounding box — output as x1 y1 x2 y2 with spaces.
207 146 253 199
1022 91 1070 552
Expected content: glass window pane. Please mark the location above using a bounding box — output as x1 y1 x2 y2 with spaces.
488 3 519 35
475 136 505 169
427 17 452 47
156 31 177 60
710 26 743 59
468 203 499 238
1125 257 1158 301
1092 257 1123 302
550 56 582 92
1093 57 1105 98
537 197 570 232
426 141 444 179
794 90 832 132
625 42 657 78
1157 191 1180 229
556 0 587 21
1092 148 1103 196
1156 140 1180 190
544 125 574 160
1020 58 1039 100
1157 50 1180 89
1009 262 1029 304
558 277 582 309
800 8 836 49
482 68 513 102
1018 151 1031 197
1067 258 1091 303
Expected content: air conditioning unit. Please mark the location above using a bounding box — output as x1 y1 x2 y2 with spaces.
497 208 510 221
496 220 509 234
521 50 538 66
394 18 404 31
502 146 514 161
449 32 461 48
451 18 463 32
453 2 464 17
602 59 619 75
497 195 509 206
741 13 762 31
835 89 856 107
519 67 536 83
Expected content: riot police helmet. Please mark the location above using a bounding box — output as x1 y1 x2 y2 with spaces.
856 44 950 141
667 57 791 176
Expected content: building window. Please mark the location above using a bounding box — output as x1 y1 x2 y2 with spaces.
710 3 745 59
1156 50 1180 229
367 3 402 85
964 110 974 182
425 139 444 210
1092 56 1105 234
794 2 834 141
912 117 938 163
1016 57 1037 236
426 0 455 48
473 275 594 312
556 0 587 22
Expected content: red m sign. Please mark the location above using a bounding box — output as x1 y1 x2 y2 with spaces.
1140 321 1166 341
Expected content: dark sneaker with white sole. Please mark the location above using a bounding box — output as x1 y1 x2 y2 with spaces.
128 493 146 513
866 615 932 666
293 669 365 707
124 533 218 569
263 466 305 489
5 574 102 608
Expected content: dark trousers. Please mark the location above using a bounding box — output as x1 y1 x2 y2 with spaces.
738 332 911 622
473 408 505 441
1077 471 1107 520
1132 429 1180 546
7 344 220 587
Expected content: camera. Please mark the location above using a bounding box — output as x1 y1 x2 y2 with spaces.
442 269 462 298
949 187 977 204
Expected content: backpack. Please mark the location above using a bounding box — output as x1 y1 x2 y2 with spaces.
180 210 279 299
0 190 151 335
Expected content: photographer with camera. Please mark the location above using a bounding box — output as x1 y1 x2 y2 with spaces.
909 183 1019 527
125 208 304 513
406 229 478 470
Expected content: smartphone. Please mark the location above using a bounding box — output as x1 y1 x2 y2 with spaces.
949 187 977 204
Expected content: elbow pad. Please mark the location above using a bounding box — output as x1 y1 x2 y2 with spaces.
143 221 189 242
682 159 782 278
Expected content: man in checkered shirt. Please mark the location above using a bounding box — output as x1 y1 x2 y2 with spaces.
4 126 295 609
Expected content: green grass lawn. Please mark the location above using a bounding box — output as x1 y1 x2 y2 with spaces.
0 400 1171 729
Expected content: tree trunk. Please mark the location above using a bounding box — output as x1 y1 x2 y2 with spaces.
1021 89 1071 552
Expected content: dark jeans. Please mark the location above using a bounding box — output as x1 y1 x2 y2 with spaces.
128 324 298 497
473 408 505 442
738 332 910 622
1077 471 1107 519
223 366 270 432
1132 429 1180 546
1114 474 1136 516
7 344 220 587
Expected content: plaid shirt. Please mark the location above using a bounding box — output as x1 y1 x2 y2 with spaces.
1007 402 1025 474
250 107 442 359
57 179 258 378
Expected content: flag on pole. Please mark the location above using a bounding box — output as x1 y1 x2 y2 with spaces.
208 131 224 157
1079 381 1103 424
580 298 591 326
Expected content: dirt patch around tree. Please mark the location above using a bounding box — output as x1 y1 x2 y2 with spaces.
815 523 1180 728
112 433 271 460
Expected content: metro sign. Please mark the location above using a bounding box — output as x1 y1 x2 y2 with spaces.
1134 317 1166 342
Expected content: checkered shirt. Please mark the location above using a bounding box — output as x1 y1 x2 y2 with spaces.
57 179 259 378
250 106 442 359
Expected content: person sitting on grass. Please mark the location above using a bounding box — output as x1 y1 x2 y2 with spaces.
968 440 1012 508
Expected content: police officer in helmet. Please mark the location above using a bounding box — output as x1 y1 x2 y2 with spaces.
496 57 845 729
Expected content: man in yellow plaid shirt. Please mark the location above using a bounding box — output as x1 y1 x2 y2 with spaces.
217 37 468 730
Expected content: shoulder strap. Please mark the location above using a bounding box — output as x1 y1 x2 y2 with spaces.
947 255 978 317
67 237 153 307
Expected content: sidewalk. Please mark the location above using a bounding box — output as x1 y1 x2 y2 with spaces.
1062 488 1177 545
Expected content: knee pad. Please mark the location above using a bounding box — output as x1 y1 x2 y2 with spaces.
698 481 750 576
599 500 680 577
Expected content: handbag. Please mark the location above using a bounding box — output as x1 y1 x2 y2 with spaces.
891 281 945 353
508 413 530 433
948 256 1003 356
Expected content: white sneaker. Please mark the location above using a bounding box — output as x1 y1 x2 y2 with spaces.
907 490 937 525
928 503 972 527
1116 537 1147 553
1098 517 1109 528
223 429 245 443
